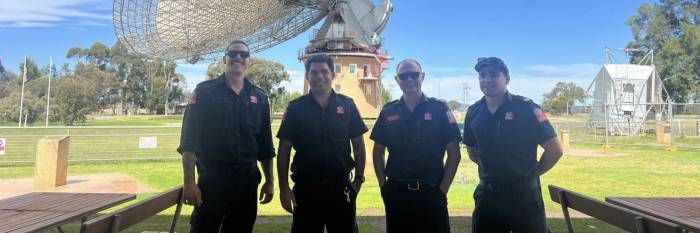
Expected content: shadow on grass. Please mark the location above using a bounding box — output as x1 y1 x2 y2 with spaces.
41 214 627 233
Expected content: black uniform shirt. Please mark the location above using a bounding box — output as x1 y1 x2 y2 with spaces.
462 92 556 183
177 74 275 164
370 95 462 184
277 91 368 179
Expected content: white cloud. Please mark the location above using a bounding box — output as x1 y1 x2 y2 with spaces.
0 0 111 28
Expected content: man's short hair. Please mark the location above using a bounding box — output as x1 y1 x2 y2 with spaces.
475 57 509 76
305 54 334 74
396 59 422 73
224 40 250 52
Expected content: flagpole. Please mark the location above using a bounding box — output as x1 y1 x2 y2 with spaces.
18 55 26 127
45 57 53 127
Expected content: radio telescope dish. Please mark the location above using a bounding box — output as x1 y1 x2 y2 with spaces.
113 0 329 62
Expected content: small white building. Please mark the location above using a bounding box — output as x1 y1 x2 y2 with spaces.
589 49 668 136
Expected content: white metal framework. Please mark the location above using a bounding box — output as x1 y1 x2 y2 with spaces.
113 0 329 63
587 48 670 136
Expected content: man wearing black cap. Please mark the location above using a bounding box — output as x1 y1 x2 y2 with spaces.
463 57 563 233
371 59 462 233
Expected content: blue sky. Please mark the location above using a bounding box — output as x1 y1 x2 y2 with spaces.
0 0 652 104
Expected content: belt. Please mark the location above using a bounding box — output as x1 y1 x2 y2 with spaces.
291 173 350 185
387 178 437 191
479 178 539 194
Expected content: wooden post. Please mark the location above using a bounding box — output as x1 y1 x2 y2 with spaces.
560 130 571 151
656 122 665 144
34 136 70 189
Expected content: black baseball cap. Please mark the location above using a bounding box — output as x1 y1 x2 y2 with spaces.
475 57 509 76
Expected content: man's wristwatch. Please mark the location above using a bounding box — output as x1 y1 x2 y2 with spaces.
355 175 365 183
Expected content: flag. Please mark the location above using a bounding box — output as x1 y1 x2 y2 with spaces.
22 57 28 83
49 58 57 78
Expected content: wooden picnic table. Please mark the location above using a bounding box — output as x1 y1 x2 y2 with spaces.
606 197 700 233
0 192 135 233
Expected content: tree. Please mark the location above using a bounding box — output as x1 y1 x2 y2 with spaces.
53 78 97 125
66 47 86 63
542 82 587 114
446 100 463 112
380 82 392 105
86 42 111 70
277 91 303 113
0 87 45 124
627 0 700 102
18 56 41 84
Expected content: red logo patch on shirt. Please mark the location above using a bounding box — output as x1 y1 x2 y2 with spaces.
188 91 197 105
505 112 514 121
446 111 457 124
424 112 432 121
387 114 399 122
534 108 548 123
337 106 345 114
250 96 258 104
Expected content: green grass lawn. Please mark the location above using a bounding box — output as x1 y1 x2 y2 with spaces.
1 115 699 232
2 143 699 232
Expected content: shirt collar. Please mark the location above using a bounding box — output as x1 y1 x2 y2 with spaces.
478 91 512 107
216 73 253 94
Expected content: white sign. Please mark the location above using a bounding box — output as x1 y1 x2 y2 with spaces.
0 138 5 155
139 137 158 149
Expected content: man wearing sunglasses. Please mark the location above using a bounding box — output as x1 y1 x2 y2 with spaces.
277 54 367 233
370 59 462 233
463 57 563 233
178 40 275 233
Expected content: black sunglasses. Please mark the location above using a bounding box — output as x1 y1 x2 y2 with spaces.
226 50 250 58
397 72 422 81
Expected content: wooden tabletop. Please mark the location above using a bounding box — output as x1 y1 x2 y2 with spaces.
606 197 700 233
0 192 135 233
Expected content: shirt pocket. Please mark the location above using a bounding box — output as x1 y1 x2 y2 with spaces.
416 116 441 145
244 100 261 134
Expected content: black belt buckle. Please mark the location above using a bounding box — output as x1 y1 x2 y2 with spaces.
407 181 421 191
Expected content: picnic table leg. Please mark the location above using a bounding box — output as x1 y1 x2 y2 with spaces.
558 190 575 233
56 226 65 233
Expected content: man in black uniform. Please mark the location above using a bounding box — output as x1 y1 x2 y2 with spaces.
463 57 563 233
370 59 462 233
178 40 275 233
277 54 368 233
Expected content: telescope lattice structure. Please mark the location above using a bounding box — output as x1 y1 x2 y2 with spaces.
113 0 333 63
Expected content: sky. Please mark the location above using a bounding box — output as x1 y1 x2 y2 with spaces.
0 0 654 104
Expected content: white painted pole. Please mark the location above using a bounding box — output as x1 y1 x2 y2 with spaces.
45 57 53 127
18 56 27 127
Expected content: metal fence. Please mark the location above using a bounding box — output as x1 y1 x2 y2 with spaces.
558 103 700 149
0 126 182 166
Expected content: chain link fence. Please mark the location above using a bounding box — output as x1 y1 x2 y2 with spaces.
0 126 182 166
556 103 700 148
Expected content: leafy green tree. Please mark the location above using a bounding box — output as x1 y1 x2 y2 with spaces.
86 42 111 70
380 82 392 105
18 56 41 84
0 91 44 124
542 82 587 114
66 47 86 63
626 0 700 102
53 78 97 125
446 100 463 112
